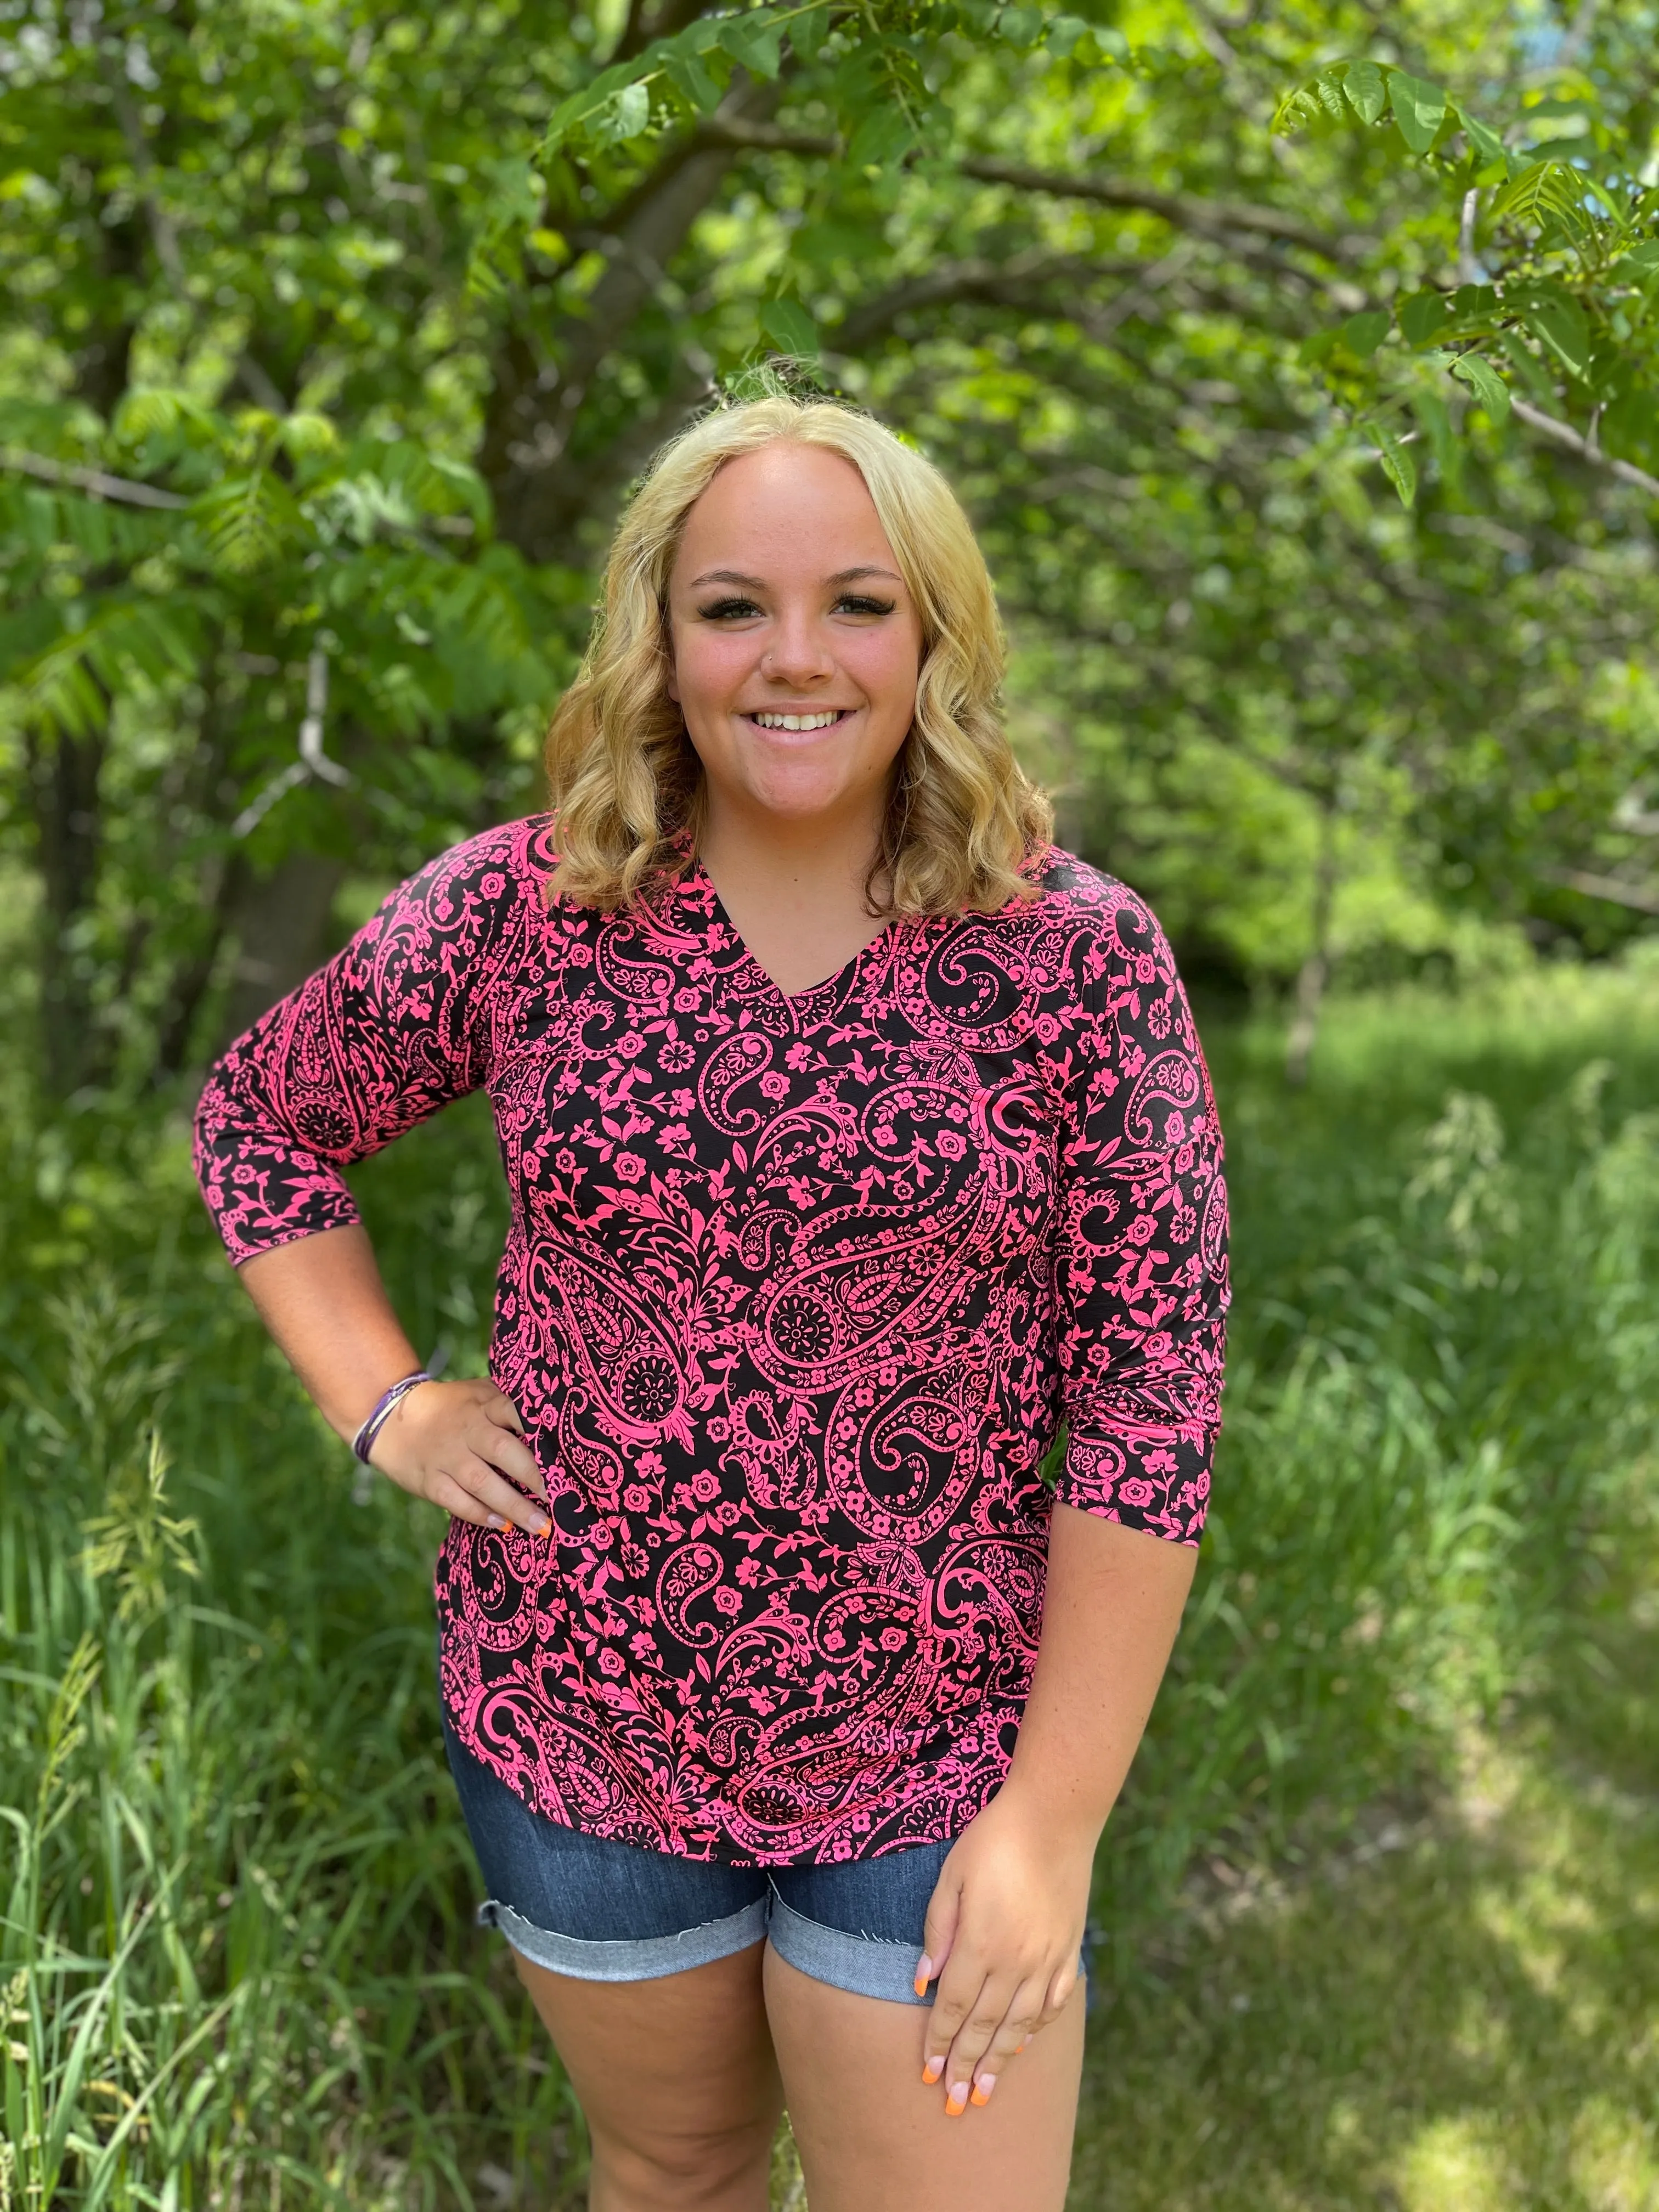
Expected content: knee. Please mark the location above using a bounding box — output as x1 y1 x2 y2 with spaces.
590 2112 774 2209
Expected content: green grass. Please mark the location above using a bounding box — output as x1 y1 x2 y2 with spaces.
2 957 1657 2208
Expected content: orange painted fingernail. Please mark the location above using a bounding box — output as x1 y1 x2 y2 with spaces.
921 2056 943 2084
945 2088 968 2117
534 1519 551 1537
970 2076 995 2106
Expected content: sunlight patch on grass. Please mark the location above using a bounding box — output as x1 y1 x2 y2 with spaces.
1069 1715 1659 2212
1396 2117 1510 2212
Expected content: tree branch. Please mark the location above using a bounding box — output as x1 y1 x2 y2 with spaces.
828 251 1149 352
1509 398 1659 501
1549 867 1659 915
612 0 714 63
2 449 188 510
692 118 1356 262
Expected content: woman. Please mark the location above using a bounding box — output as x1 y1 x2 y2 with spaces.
195 392 1227 2212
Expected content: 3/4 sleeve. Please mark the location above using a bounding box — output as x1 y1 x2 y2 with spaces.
193 825 532 1266
1051 888 1229 1546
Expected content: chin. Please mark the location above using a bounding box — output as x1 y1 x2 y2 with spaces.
741 764 864 820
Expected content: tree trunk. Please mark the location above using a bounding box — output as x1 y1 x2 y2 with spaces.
214 850 347 1052
26 720 110 1098
1285 797 1339 1088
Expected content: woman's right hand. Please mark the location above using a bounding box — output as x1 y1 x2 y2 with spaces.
370 1376 550 1536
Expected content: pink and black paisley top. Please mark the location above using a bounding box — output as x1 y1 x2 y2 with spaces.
195 816 1228 1863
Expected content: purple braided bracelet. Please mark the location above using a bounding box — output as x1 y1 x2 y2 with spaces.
351 1370 433 1463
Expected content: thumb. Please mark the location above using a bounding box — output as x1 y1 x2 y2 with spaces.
915 1864 964 1997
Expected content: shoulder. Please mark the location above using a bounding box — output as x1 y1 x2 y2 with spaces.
399 814 558 918
1016 845 1181 991
348 816 557 994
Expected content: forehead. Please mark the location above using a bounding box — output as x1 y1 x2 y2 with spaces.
673 443 897 577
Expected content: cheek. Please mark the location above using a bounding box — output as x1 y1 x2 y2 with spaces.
845 628 921 718
672 629 757 713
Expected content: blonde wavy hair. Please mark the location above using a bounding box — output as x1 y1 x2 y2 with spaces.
545 392 1053 914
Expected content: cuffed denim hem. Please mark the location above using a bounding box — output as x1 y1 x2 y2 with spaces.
478 1895 769 1982
765 1894 932 2006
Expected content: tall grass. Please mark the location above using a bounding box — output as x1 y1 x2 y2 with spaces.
3 960 1657 2206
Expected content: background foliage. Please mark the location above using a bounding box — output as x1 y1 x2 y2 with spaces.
2 1 1658 2206
2 0 1657 1092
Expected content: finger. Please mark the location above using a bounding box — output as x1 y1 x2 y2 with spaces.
469 1419 548 1503
483 1386 527 1435
962 1977 1051 2107
1044 1953 1081 2019
915 1865 964 2000
938 1976 1019 2117
456 1455 552 1536
921 1955 989 2098
433 1475 492 1527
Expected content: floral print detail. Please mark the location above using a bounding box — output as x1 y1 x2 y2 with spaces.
194 816 1228 1864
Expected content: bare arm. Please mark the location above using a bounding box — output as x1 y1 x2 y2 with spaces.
918 1506 1197 2114
239 1225 550 1537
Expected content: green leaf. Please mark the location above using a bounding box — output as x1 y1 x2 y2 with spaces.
759 298 821 359
788 3 830 63
1521 289 1591 380
1366 416 1417 506
1399 290 1452 347
1600 388 1659 469
590 79 652 146
847 106 913 171
1313 73 1346 122
1453 101 1505 168
996 4 1043 49
1450 352 1512 423
278 412 339 461
1387 70 1448 155
1497 324 1559 404
719 11 785 80
1412 386 1459 489
1339 309 1391 357
194 470 302 572
540 60 638 156
663 51 724 112
1451 282 1499 321
1489 157 1588 236
1342 59 1386 126
1043 14 1092 58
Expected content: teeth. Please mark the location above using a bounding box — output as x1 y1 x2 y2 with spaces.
752 710 844 730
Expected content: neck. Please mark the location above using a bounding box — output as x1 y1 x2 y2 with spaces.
697 787 887 912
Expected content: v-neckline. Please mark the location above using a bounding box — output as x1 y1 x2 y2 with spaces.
686 857 904 1007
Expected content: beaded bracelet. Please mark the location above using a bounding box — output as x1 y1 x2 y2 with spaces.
351 1370 433 1464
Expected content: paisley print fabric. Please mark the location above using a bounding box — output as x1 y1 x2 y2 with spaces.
195 815 1228 1864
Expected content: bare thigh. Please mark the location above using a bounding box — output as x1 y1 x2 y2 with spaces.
510 1940 783 2212
764 1944 1085 2212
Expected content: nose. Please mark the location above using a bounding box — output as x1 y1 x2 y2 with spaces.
762 602 834 687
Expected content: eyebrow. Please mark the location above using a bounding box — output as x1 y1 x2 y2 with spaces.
688 566 904 589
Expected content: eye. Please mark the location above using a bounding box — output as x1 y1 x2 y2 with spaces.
697 596 761 620
834 594 896 617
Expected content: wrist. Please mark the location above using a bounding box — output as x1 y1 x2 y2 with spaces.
349 1369 435 1462
992 1767 1108 1861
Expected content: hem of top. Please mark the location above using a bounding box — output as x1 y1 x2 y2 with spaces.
437 1703 984 1870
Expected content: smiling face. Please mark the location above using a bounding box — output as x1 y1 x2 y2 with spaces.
665 442 924 842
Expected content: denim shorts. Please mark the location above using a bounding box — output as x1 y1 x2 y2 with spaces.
441 1705 949 2005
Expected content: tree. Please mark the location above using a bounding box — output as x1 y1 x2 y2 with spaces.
2 0 1655 1095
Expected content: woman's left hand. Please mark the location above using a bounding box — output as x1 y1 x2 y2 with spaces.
915 1784 1094 2115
